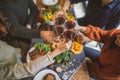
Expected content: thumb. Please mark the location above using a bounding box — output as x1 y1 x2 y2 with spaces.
66 41 72 50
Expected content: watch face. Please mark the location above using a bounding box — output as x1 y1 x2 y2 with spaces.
42 0 58 6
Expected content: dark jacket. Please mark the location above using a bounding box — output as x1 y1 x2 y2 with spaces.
0 0 41 38
70 0 120 30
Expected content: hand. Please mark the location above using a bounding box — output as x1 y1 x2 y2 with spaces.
76 32 83 43
56 39 72 52
75 25 86 32
26 24 32 29
53 10 67 22
0 25 8 36
115 34 120 47
76 29 90 43
55 10 65 15
40 31 56 42
49 40 72 58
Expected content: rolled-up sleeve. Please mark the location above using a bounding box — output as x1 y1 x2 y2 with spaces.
0 40 54 79
83 25 109 42
0 0 41 38
0 55 54 80
27 0 38 26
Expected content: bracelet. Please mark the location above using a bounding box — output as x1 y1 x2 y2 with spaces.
46 54 54 63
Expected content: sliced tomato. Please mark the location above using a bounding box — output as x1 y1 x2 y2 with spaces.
40 50 45 55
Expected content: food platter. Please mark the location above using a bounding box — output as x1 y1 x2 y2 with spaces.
26 42 72 64
27 42 51 63
27 44 85 80
27 40 83 63
34 69 60 80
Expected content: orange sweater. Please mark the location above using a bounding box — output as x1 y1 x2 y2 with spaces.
84 25 120 80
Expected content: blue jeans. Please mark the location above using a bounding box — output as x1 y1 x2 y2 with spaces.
84 46 100 62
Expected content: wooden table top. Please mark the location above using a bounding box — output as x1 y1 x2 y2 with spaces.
71 60 90 80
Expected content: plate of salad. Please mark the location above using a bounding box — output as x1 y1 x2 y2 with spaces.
27 42 51 63
27 41 73 64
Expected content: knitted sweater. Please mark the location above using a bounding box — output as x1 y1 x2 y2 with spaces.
0 0 41 38
84 25 120 79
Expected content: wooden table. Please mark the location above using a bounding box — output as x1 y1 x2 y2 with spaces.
71 59 90 80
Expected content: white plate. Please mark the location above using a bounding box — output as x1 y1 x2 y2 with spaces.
26 46 51 63
42 0 58 6
34 69 60 80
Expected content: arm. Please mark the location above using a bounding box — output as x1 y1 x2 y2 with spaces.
0 55 54 79
62 0 87 10
27 0 38 26
0 40 71 79
55 0 87 17
62 0 71 12
0 1 40 38
76 25 111 42
54 0 71 17
0 1 55 40
0 9 55 39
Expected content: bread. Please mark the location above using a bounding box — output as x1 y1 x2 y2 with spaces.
43 73 56 80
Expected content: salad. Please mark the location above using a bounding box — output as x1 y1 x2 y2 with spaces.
29 42 51 60
29 42 72 64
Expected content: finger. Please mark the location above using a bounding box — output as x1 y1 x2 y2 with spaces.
66 41 72 49
61 38 66 43
74 26 80 30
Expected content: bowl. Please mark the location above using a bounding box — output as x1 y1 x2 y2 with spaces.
42 0 58 6
47 21 55 26
34 69 60 80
